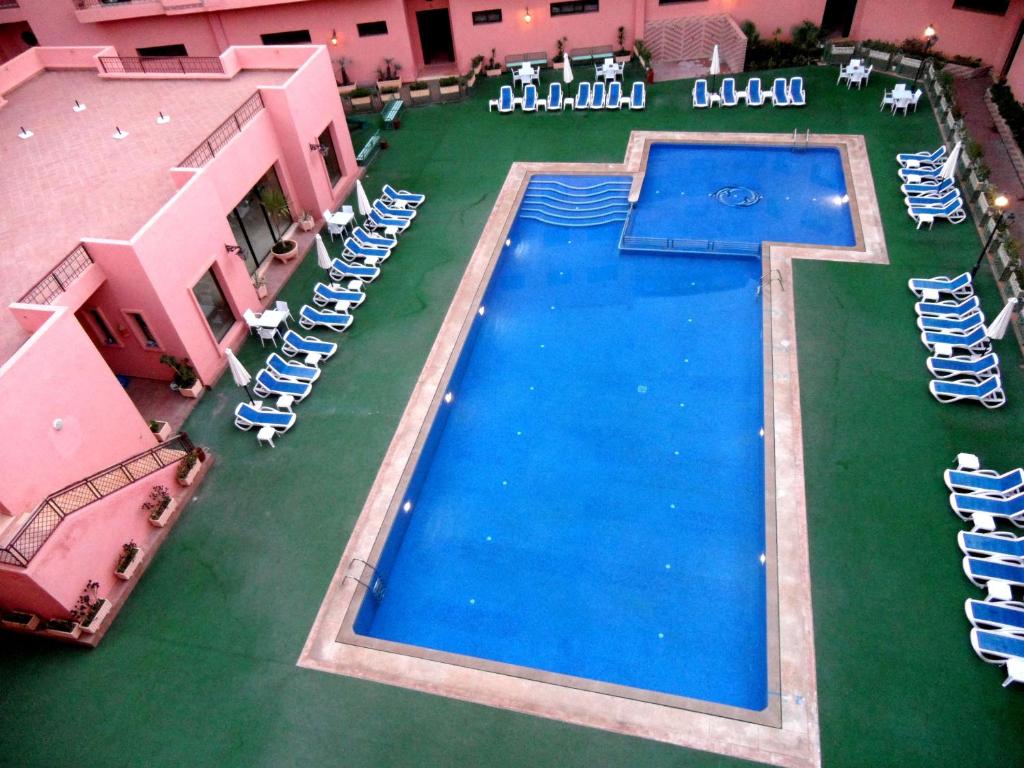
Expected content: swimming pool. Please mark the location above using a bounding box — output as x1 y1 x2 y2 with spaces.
339 140 858 724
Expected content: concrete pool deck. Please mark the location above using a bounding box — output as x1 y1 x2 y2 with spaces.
300 131 888 768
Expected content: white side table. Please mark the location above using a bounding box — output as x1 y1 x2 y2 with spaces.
987 579 1013 601
305 352 322 367
971 512 997 533
257 426 276 448
1004 657 1024 687
276 395 295 412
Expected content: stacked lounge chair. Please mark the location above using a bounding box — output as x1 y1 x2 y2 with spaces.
896 145 966 227
489 80 645 113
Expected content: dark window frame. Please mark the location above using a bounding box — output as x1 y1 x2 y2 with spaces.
318 127 344 188
472 9 503 24
260 30 313 45
952 0 1009 13
357 21 389 37
126 311 161 349
86 308 118 346
550 1 598 16
192 268 236 343
137 44 188 57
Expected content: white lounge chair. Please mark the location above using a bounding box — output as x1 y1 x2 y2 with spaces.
281 330 337 361
929 375 1005 409
743 77 765 106
946 463 1023 498
626 81 646 110
298 304 353 332
908 272 973 300
969 628 1024 686
489 85 514 113
234 402 296 434
692 78 710 108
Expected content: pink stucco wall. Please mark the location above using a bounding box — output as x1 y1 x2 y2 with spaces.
644 0 825 39
850 0 1024 72
0 309 155 517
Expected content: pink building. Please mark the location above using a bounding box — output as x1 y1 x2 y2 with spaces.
0 43 355 639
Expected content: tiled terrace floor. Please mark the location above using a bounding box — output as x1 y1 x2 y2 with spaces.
1 65 1023 767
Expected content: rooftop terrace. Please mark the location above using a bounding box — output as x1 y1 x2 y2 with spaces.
0 65 1022 766
0 66 290 360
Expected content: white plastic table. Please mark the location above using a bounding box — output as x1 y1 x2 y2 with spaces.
254 309 288 330
325 209 355 237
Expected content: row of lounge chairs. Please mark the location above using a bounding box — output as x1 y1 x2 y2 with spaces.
233 183 427 443
897 145 967 228
488 80 646 113
947 454 1024 686
692 76 805 108
909 272 1006 409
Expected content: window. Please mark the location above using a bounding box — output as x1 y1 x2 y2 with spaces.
953 0 1009 13
127 312 160 349
357 21 389 37
228 166 288 274
472 9 503 24
550 1 598 15
193 270 235 342
659 0 706 4
86 308 116 346
137 44 188 57
260 30 313 45
318 127 343 187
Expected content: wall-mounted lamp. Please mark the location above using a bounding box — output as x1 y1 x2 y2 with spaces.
309 142 330 156
225 244 242 255
524 7 532 22
330 28 338 46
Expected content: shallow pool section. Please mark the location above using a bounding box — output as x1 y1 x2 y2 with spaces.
629 143 855 250
353 175 769 712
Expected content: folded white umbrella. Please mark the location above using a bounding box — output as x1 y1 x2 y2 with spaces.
987 297 1020 340
939 141 962 180
563 53 574 85
356 178 372 218
225 348 255 404
709 44 720 90
315 234 331 270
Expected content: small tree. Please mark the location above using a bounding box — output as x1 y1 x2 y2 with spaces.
615 26 627 56
159 355 198 388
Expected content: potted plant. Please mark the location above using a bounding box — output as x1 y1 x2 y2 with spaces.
73 580 110 635
439 76 462 96
471 54 485 74
379 85 401 103
252 273 268 301
114 540 144 581
409 80 430 100
553 37 568 70
614 27 630 63
259 189 298 263
336 57 356 96
1 611 40 631
143 484 177 527
148 419 172 442
376 58 402 91
349 87 373 109
159 355 203 398
43 617 81 640
465 69 477 89
484 48 502 77
177 449 204 487
298 210 315 232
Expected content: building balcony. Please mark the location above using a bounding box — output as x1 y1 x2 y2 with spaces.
72 0 314 23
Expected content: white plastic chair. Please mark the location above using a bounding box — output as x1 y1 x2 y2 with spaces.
910 89 923 112
275 301 293 325
243 308 261 334
257 327 279 348
880 90 896 112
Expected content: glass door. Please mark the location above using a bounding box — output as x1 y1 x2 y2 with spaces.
226 165 289 274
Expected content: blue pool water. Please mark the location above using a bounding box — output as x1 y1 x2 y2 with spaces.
354 149 851 712
631 144 855 248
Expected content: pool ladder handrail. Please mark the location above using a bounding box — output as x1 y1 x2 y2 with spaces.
792 128 810 149
756 269 785 297
347 557 387 602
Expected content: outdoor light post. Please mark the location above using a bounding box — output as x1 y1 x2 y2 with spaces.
912 24 937 90
971 194 1012 279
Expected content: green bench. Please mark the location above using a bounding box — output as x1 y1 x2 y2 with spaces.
381 99 404 130
356 130 382 166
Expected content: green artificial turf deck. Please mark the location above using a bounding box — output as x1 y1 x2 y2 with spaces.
1 66 1022 767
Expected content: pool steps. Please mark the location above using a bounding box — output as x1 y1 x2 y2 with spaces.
520 178 631 227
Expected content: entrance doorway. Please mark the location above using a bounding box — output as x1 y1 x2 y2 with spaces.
416 8 454 65
820 0 858 38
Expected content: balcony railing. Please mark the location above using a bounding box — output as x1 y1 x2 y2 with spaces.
0 1 21 10
18 244 94 306
178 91 265 168
98 55 224 75
73 0 160 8
0 434 194 567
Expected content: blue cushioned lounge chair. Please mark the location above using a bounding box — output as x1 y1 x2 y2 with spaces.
770 77 790 106
234 402 296 433
692 78 710 108
969 629 1024 685
719 77 739 107
964 556 1024 588
590 80 606 109
253 368 312 402
743 77 764 106
627 81 646 110
898 145 946 167
352 227 396 251
520 83 539 112
920 326 991 355
908 272 973 299
365 209 410 233
343 238 390 264
908 197 967 228
901 177 956 198
915 295 980 318
267 352 321 383
904 189 961 209
299 304 352 332
951 492 1024 525
946 463 1023 497
606 80 622 109
372 199 415 220
545 81 564 111
788 76 806 106
329 257 379 283
927 352 999 381
916 311 984 334
898 165 944 183
281 329 337 361
959 531 1024 561
965 599 1024 632
380 183 425 208
313 282 366 310
929 375 1005 409
489 85 514 113
572 81 591 110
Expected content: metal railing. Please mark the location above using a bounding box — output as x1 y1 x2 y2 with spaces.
19 244 94 306
98 55 223 75
0 1 21 9
178 92 264 168
74 0 160 9
0 434 194 567
617 206 760 257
